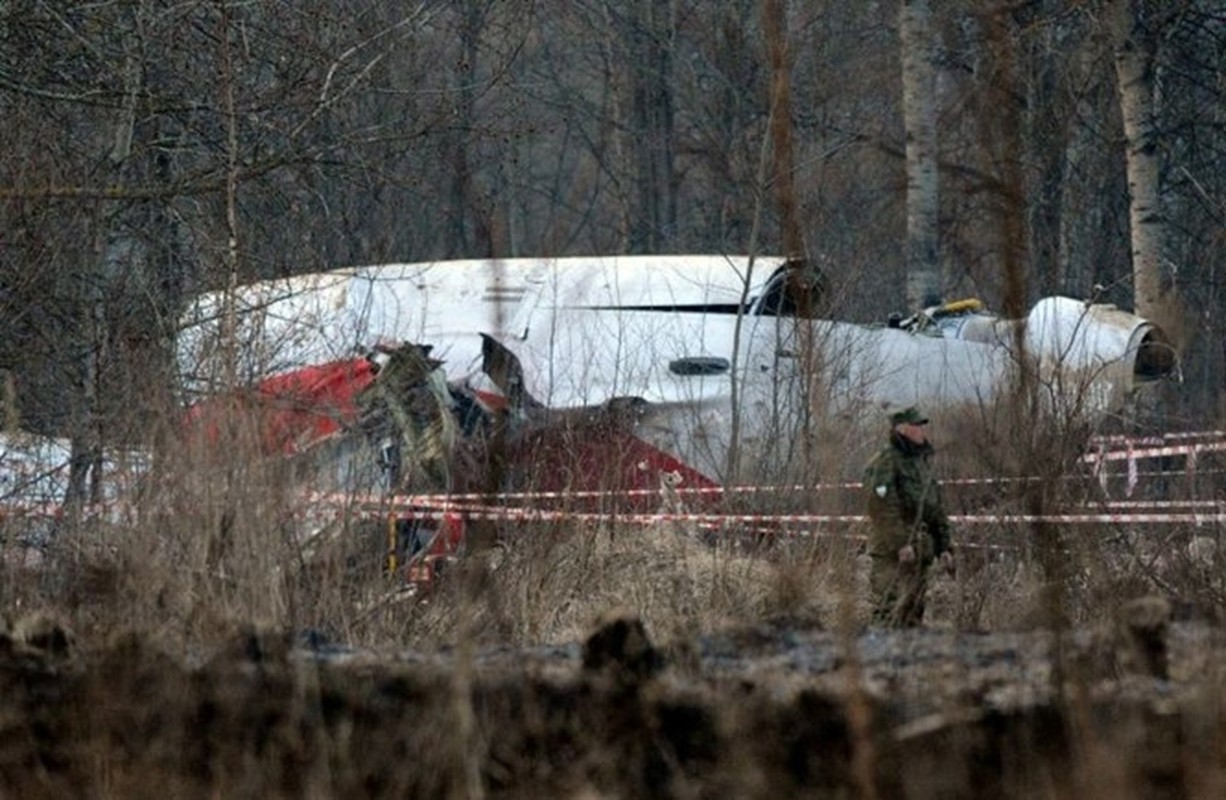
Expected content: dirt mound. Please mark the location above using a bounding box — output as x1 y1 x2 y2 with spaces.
1 610 1220 798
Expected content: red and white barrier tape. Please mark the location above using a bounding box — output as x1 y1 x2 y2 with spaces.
1088 430 1226 446
363 503 867 527
7 462 1226 526
349 473 1115 503
1082 439 1226 463
956 514 1226 526
0 499 136 521
306 458 1226 508
334 497 1225 527
6 437 1223 518
1088 500 1226 509
679 522 1018 553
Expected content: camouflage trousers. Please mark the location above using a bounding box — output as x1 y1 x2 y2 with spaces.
869 555 931 628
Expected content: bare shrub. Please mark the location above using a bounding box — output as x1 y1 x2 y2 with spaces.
365 520 871 651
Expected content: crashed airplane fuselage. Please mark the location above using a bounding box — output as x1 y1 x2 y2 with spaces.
177 255 1176 486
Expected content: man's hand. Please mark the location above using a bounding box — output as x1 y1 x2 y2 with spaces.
898 545 916 565
939 550 956 577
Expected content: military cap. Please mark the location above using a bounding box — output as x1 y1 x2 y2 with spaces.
890 406 929 426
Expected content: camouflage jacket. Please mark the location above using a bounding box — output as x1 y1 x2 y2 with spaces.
862 433 952 561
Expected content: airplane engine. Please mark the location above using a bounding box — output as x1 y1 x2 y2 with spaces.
929 296 1176 416
1022 297 1176 388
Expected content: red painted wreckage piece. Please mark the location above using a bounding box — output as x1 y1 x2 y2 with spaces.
183 357 378 456
187 360 716 496
466 391 718 502
185 357 720 584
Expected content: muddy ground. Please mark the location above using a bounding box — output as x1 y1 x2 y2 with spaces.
1 603 1223 799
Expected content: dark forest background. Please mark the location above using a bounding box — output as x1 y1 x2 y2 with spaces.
2 1 1223 446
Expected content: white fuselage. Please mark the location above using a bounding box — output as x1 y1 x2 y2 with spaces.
178 255 1172 483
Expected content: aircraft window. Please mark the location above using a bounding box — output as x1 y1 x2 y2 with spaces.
577 303 745 314
669 357 730 376
754 260 828 318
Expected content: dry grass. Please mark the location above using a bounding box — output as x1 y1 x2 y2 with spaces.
2 398 1226 798
390 521 853 649
4 420 1222 654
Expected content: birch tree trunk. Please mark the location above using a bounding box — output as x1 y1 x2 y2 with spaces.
900 0 941 310
1110 0 1183 334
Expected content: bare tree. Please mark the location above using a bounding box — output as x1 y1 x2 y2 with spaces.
1109 0 1186 338
625 0 680 252
444 1 493 257
900 0 942 309
4 0 1225 452
762 0 803 260
0 1 444 502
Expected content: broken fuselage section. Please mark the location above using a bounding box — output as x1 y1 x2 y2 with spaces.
178 255 1177 492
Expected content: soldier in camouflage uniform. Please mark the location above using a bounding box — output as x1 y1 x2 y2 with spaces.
863 406 955 627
